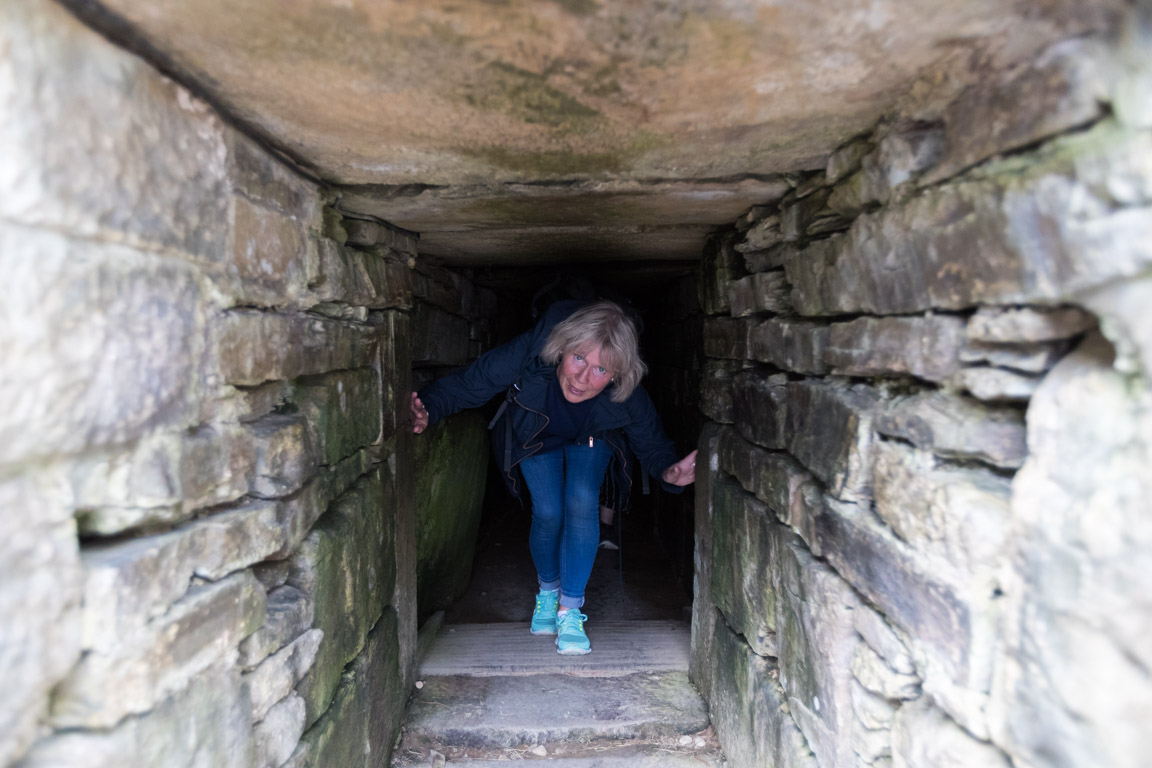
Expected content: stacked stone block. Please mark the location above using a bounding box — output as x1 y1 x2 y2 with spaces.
692 12 1152 768
0 3 458 766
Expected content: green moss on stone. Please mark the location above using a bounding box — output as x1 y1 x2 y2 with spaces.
468 61 601 128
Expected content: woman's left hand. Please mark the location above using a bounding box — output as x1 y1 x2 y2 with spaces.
662 449 698 487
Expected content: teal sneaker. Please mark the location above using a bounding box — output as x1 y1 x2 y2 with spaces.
530 589 559 635
555 610 591 655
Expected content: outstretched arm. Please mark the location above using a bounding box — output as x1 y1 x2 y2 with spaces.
662 449 697 487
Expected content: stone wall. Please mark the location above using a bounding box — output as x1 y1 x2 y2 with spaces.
692 10 1152 768
0 3 446 766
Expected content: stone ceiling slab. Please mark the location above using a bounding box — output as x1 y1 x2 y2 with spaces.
63 0 1118 264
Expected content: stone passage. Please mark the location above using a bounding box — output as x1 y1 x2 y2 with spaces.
690 21 1152 768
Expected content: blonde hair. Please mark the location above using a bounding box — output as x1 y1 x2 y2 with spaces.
541 301 646 403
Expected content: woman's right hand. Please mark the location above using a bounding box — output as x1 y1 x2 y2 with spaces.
409 392 429 434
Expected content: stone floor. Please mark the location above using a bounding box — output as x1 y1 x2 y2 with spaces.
393 498 722 766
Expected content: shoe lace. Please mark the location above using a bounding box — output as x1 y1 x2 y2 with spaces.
559 611 587 632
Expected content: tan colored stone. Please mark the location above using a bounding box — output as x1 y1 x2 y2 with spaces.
876 391 1027 470
245 628 323 722
250 413 319 498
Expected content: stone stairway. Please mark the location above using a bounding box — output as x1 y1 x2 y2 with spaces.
391 620 726 766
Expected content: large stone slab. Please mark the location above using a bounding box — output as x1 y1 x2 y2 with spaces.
308 241 413 310
411 302 472 366
689 424 724 699
747 318 829 375
875 391 1027 469
990 335 1152 768
698 360 745 424
872 441 1012 583
727 271 791 317
245 628 324 723
709 476 780 657
249 413 319 498
776 537 861 768
811 496 994 735
824 315 966 382
81 499 281 655
53 571 266 729
294 368 382 465
0 228 207 466
291 467 396 727
709 616 818 768
716 427 811 527
966 306 1096 343
785 124 1152 316
0 469 82 766
228 195 310 307
892 698 1010 768
0 0 228 260
240 585 315 670
18 665 255 768
702 317 751 361
215 310 378 387
271 448 373 559
699 234 741 316
226 132 321 228
733 375 881 502
72 423 258 535
414 411 489 613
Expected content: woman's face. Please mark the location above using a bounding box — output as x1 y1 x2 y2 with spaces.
557 347 614 403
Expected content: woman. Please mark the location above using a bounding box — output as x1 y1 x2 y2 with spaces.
408 299 696 655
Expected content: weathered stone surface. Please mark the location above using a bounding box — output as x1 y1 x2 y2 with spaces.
854 606 916 677
876 391 1027 469
702 316 751 360
960 340 1067 373
812 496 993 734
825 315 966 382
342 219 418 256
786 124 1152 316
308 241 413 309
72 424 258 535
727 271 791 317
734 376 881 502
412 261 464 313
253 693 307 768
924 39 1108 185
744 243 802 274
852 643 921 702
245 628 323 722
0 228 207 466
851 679 898 732
215 310 378 386
710 616 818 768
0 470 81 766
295 368 382 465
250 413 319 498
229 195 309 306
82 499 281 655
388 437 420 695
54 571 265 728
782 188 839 241
950 366 1042 402
747 318 829 374
297 610 403 768
1079 272 1152 382
414 411 488 614
19 665 255 768
239 585 315 669
699 360 745 424
966 306 1096 343
411 303 471 366
777 537 861 768
699 234 741 315
291 468 396 727
826 138 875 184
271 448 373 559
872 441 1011 582
990 334 1152 768
710 477 779 657
716 427 810 528
737 214 784 254
0 0 229 260
227 132 321 227
892 699 1010 768
689 424 724 700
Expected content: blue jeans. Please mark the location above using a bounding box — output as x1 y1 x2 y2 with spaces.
520 439 612 610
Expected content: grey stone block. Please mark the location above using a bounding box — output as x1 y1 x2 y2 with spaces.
53 571 266 729
950 366 1042 402
777 537 861 768
215 310 378 386
245 628 323 722
966 306 1096 343
297 610 403 768
735 215 783 254
250 413 319 498
227 132 321 227
702 316 751 360
709 616 818 768
699 360 745 424
826 138 874 184
710 477 780 657
892 699 1010 768
253 693 307 768
716 426 811 527
411 302 471 366
271 448 373 559
825 315 966 382
689 424 724 700
19 666 256 768
727 271 792 317
228 195 309 307
291 468 396 727
785 124 1152 316
876 391 1026 469
748 318 829 374
240 585 315 669
295 368 382 465
0 470 82 766
959 341 1067 373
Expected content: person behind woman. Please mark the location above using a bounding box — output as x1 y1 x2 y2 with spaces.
408 299 696 655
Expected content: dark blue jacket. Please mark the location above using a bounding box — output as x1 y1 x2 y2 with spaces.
419 301 682 506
